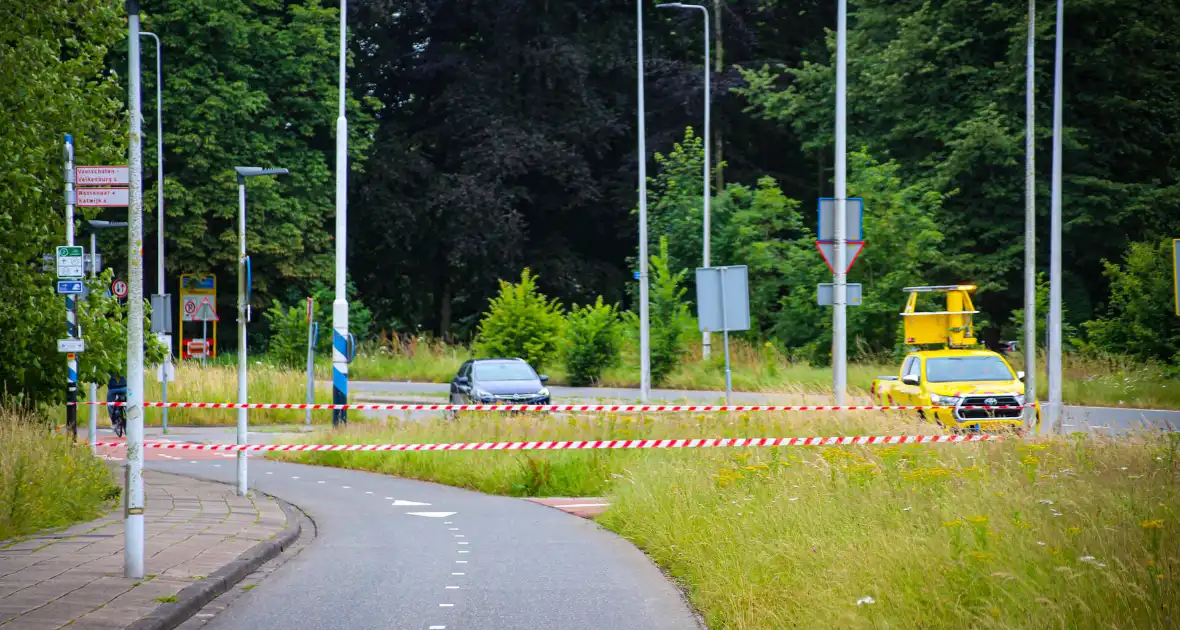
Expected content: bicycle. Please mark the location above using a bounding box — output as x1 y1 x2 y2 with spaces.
107 376 127 438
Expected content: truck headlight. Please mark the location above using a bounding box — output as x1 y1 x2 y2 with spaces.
930 394 960 406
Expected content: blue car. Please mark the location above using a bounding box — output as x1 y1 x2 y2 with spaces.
449 358 550 405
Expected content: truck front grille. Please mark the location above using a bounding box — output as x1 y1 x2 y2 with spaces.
957 395 1022 420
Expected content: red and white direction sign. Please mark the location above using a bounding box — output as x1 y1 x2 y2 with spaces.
815 241 866 274
76 187 129 207
111 279 129 298
75 166 130 186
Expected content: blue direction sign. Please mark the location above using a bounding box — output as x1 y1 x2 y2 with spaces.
56 281 84 294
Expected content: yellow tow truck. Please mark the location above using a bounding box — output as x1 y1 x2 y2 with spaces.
869 285 1036 432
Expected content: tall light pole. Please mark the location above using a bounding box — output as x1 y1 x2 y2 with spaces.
637 0 651 401
333 0 351 426
140 30 170 434
832 0 849 404
233 166 288 497
657 2 712 361
1023 0 1038 433
124 0 146 581
1047 0 1064 433
86 219 128 452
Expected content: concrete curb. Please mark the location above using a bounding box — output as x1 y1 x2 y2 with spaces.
125 494 304 630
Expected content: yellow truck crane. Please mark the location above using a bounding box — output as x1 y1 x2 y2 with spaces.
869 285 1036 432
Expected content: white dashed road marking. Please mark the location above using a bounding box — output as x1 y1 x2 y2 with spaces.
391 499 430 506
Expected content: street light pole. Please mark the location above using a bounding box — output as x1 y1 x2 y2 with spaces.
333 0 351 426
233 167 288 497
832 0 848 405
657 2 712 361
1023 0 1038 433
1047 0 1064 433
124 0 146 581
140 30 169 434
637 0 651 402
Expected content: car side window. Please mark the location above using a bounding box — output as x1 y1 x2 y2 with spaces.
901 357 914 378
459 361 471 379
904 358 921 379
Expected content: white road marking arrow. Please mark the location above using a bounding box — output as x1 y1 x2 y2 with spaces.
407 512 456 518
391 500 431 506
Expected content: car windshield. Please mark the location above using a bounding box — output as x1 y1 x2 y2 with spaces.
473 362 537 381
925 357 1014 383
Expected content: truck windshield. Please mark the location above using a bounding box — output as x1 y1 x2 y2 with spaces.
925 357 1014 383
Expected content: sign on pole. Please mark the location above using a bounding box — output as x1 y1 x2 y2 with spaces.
818 198 864 242
56 281 84 294
76 187 130 207
817 283 863 306
57 339 85 353
56 246 84 279
695 265 750 405
194 297 219 322
696 266 751 333
815 241 866 274
75 166 130 186
1173 238 1179 316
111 279 129 299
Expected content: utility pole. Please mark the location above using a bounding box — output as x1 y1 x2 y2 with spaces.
64 135 78 441
637 0 651 402
1047 0 1064 433
1024 0 1038 433
124 0 146 581
832 0 848 404
141 30 170 435
712 0 723 194
332 0 351 427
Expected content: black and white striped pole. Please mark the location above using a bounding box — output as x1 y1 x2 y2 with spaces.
332 0 351 427
64 135 79 442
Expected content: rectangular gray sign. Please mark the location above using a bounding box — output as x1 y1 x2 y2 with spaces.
696 266 751 333
817 283 863 306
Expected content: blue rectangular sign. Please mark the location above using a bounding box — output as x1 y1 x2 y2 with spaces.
56 281 84 294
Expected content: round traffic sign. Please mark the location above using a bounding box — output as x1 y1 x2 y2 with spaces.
184 299 197 315
112 279 128 298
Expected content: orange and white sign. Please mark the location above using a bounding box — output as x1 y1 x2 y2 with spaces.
186 339 208 357
76 187 129 207
76 166 130 186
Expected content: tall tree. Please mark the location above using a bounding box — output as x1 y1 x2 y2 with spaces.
0 0 127 402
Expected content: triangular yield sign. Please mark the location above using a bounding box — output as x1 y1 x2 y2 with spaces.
194 297 219 322
815 241 866 274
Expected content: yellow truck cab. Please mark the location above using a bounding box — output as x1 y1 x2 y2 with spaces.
869 285 1035 432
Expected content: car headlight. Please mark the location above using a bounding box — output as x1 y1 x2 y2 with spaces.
930 394 960 406
1014 394 1025 406
537 387 549 397
474 389 495 401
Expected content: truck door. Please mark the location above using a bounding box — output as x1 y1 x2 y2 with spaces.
898 356 922 404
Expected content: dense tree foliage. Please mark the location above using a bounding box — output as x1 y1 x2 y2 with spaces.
3 0 1179 403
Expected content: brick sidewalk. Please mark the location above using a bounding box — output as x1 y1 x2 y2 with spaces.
0 469 288 629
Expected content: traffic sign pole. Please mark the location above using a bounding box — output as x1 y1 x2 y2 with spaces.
125 0 147 580
63 135 79 441
834 0 849 406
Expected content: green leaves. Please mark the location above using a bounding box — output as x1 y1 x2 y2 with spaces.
564 298 622 387
474 270 565 373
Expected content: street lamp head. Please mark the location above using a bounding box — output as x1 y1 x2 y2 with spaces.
657 3 691 8
234 166 289 181
88 220 129 229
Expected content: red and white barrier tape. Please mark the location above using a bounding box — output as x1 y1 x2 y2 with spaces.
93 434 1002 452
77 401 1029 413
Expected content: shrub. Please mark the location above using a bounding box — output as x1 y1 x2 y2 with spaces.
564 297 622 386
649 237 691 385
474 269 564 372
264 300 315 369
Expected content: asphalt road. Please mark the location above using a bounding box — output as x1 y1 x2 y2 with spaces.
351 380 1180 434
147 457 700 630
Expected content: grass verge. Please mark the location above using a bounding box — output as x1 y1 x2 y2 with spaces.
273 412 1180 628
1 407 120 541
350 338 1180 409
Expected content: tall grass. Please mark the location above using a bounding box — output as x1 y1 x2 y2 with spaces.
348 336 1180 408
79 363 334 426
277 413 1180 628
1 407 119 541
